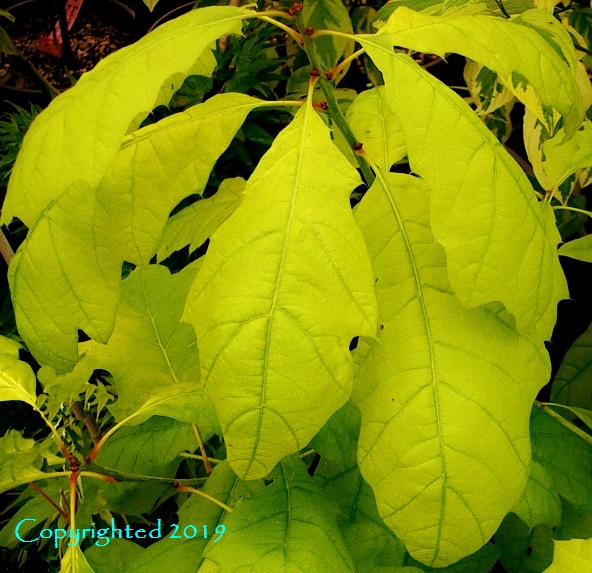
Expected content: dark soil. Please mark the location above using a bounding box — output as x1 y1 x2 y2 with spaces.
0 7 135 92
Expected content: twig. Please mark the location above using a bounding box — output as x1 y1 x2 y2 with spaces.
0 228 14 265
71 401 101 446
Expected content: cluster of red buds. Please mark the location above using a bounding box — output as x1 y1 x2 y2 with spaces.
288 2 303 16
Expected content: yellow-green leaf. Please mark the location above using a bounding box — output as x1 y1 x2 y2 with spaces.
2 6 249 228
0 335 36 406
359 35 568 342
353 171 550 567
157 177 245 262
543 538 592 572
184 102 378 479
379 7 583 135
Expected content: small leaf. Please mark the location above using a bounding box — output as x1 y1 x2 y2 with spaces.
551 321 592 409
346 87 405 171
0 432 63 495
142 0 159 12
495 513 554 573
157 177 245 261
0 335 36 406
559 235 592 263
60 545 96 573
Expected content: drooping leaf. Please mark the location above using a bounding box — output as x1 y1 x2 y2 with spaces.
157 177 245 262
2 6 251 228
544 538 592 572
551 321 592 408
9 183 121 372
183 102 377 479
142 0 159 12
60 545 96 573
379 7 583 135
559 235 592 263
0 335 36 406
202 455 354 572
531 406 592 511
0 431 64 495
77 263 213 427
352 171 550 567
358 34 568 342
512 461 562 529
346 87 405 171
96 94 268 265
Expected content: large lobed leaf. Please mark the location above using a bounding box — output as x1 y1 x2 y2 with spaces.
183 102 378 479
358 34 568 343
352 171 550 567
1 6 250 229
9 93 266 372
380 7 583 136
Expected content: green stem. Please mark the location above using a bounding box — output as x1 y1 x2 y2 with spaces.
535 401 592 447
175 484 233 513
493 0 511 18
552 205 592 218
256 15 303 45
298 24 375 187
82 462 207 486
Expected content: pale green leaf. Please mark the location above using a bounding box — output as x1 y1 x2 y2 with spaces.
0 432 64 495
203 455 354 572
512 461 562 529
60 546 96 573
352 171 550 567
0 335 36 406
379 7 583 135
8 184 121 372
76 263 214 427
346 87 406 171
551 321 592 408
559 234 592 263
359 35 568 342
544 538 592 572
157 177 245 262
97 94 268 265
531 406 592 511
184 102 377 480
2 6 250 228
